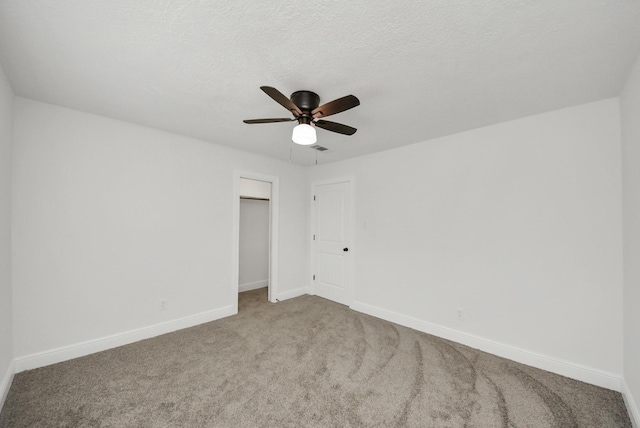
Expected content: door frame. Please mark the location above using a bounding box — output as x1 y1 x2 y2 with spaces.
232 171 280 311
309 176 355 306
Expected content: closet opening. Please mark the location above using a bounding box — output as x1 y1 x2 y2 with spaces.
233 173 279 312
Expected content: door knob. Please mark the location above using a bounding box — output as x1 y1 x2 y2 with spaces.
343 247 349 252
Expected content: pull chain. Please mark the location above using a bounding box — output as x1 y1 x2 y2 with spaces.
289 141 293 163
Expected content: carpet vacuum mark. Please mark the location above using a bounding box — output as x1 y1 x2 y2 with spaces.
0 288 631 427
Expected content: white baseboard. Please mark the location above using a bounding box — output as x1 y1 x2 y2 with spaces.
276 286 309 302
623 380 640 427
0 360 14 412
239 280 268 293
14 305 236 373
350 301 622 392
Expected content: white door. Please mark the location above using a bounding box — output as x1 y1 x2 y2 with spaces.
312 180 352 305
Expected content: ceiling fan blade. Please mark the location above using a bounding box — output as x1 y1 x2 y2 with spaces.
314 120 357 135
311 95 360 118
260 86 302 116
243 118 295 124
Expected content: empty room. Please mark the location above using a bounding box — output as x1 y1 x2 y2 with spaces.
1 1 640 426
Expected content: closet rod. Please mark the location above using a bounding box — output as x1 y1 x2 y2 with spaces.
240 196 270 201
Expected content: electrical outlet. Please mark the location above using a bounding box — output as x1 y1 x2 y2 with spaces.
456 307 464 321
160 299 168 311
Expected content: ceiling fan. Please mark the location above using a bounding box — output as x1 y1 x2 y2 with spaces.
243 86 360 145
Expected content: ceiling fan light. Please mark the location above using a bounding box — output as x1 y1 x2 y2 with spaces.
292 123 317 145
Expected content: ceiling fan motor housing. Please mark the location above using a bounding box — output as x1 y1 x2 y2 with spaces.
291 91 320 112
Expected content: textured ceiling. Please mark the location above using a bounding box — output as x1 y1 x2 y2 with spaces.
1 0 640 166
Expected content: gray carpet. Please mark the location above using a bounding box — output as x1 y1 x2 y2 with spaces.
0 288 632 427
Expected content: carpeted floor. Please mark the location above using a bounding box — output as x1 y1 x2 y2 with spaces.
0 288 632 427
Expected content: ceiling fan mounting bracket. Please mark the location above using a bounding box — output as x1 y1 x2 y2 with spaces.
290 90 320 112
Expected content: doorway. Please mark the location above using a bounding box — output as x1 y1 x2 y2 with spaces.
239 180 270 293
232 172 279 312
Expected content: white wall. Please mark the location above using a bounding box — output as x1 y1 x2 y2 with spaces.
11 98 308 361
621 52 640 424
0 63 14 407
309 99 624 387
239 198 270 291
